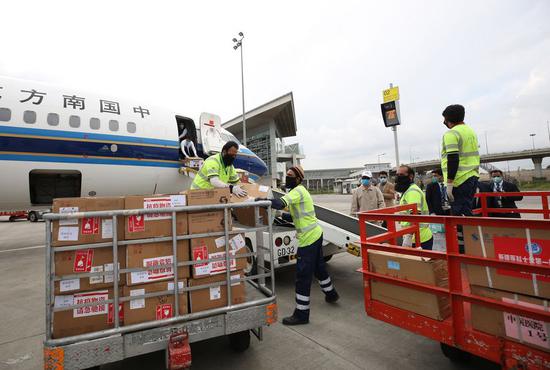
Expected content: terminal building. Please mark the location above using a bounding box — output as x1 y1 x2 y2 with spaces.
304 162 392 193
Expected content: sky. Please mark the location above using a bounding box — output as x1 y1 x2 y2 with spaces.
1 0 549 171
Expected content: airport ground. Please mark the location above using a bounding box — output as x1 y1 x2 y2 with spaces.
0 193 541 369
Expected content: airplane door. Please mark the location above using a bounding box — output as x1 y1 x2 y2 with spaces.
199 113 224 155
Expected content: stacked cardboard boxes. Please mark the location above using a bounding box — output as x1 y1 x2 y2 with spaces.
464 225 550 352
230 183 271 227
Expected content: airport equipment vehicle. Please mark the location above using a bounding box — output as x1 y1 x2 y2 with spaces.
358 191 550 369
43 201 277 369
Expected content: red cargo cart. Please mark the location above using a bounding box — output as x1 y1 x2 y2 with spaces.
358 191 550 369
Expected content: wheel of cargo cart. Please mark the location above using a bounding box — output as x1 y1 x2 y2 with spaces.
440 343 471 362
323 254 333 263
228 330 250 352
28 211 38 222
9 216 16 222
244 239 257 277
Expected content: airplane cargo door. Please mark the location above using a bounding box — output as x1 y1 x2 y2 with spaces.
199 113 224 155
29 170 81 205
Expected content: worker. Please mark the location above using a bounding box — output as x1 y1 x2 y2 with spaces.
395 165 433 250
425 168 451 216
190 141 247 197
181 136 198 158
440 104 480 216
377 170 396 207
258 165 339 325
350 170 385 216
488 169 523 218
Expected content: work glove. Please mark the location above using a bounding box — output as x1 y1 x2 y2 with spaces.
446 183 455 203
402 234 413 247
231 185 248 197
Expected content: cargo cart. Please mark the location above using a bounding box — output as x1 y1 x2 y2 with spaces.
358 191 550 369
43 201 277 369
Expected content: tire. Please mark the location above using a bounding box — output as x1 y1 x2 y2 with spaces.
228 330 250 352
243 239 257 277
440 343 471 363
9 216 16 222
28 212 38 223
323 254 333 263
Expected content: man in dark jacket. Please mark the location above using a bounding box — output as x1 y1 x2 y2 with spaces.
488 170 523 218
426 168 451 215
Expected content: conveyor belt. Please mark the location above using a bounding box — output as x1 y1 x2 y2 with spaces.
272 189 386 237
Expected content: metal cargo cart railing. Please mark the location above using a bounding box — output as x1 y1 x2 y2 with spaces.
43 201 277 370
357 191 550 369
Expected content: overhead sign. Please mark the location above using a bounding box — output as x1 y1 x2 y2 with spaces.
380 101 400 127
382 86 399 103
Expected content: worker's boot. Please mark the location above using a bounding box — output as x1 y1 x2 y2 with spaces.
325 290 339 303
282 310 309 326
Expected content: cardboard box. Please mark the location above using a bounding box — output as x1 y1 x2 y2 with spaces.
471 285 550 353
123 280 188 326
185 188 232 234
229 183 270 227
54 246 126 294
184 157 204 169
463 225 550 299
188 272 246 312
124 194 188 240
52 197 125 247
126 241 190 285
190 235 248 279
368 250 450 321
52 288 123 338
229 183 271 203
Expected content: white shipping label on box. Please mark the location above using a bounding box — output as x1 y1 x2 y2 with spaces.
167 281 184 291
103 263 119 284
59 207 79 226
73 291 109 318
258 185 270 193
89 266 104 284
60 278 80 292
170 194 186 207
215 236 226 249
130 271 149 285
209 286 221 301
144 197 172 220
502 297 550 349
58 227 79 241
101 219 113 239
230 274 241 286
54 295 74 308
129 288 146 310
230 234 246 251
131 256 174 284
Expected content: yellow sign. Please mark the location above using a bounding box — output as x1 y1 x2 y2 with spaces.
383 86 399 103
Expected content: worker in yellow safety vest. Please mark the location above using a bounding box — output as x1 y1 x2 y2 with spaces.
440 104 480 217
190 141 247 197
395 165 433 250
257 165 339 325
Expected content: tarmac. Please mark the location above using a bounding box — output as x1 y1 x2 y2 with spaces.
0 194 511 369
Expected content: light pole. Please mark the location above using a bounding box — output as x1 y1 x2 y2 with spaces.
530 133 536 150
547 120 549 145
484 131 489 154
233 32 247 146
377 153 386 164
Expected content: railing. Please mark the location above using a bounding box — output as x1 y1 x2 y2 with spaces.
474 191 550 219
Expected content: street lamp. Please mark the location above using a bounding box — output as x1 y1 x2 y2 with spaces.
377 153 386 164
530 133 536 150
233 32 247 146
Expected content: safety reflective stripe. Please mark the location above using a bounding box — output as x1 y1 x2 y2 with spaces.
403 187 426 214
319 278 331 285
321 284 334 292
196 170 210 182
296 293 310 302
457 164 480 171
296 304 310 311
445 144 459 151
296 222 319 234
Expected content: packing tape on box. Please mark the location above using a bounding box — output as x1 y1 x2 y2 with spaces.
478 226 493 288
525 228 540 297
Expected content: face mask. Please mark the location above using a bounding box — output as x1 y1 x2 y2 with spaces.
285 176 297 189
431 177 438 184
379 177 387 184
443 120 450 129
395 175 412 193
222 153 235 166
492 176 503 184
361 179 370 186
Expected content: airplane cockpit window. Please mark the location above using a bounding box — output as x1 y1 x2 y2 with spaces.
24 110 36 124
0 108 10 122
109 120 119 132
90 118 100 130
69 115 80 128
220 131 241 145
47 113 59 126
127 122 136 133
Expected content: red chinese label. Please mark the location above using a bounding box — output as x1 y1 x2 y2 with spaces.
494 236 550 282
128 215 145 233
156 304 173 320
73 249 94 272
193 244 210 276
107 303 124 324
81 217 100 235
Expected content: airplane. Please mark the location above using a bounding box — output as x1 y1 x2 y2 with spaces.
0 76 268 211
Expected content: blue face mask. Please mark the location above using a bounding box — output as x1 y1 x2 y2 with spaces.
361 179 370 186
493 176 503 184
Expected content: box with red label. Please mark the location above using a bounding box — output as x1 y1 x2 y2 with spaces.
464 226 550 299
471 285 550 353
123 280 188 326
52 288 123 338
54 246 126 294
124 194 188 240
188 272 246 313
126 241 190 285
52 197 125 247
190 235 247 279
229 183 270 227
185 189 231 234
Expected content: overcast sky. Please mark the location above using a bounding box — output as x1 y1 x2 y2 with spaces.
1 0 549 171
